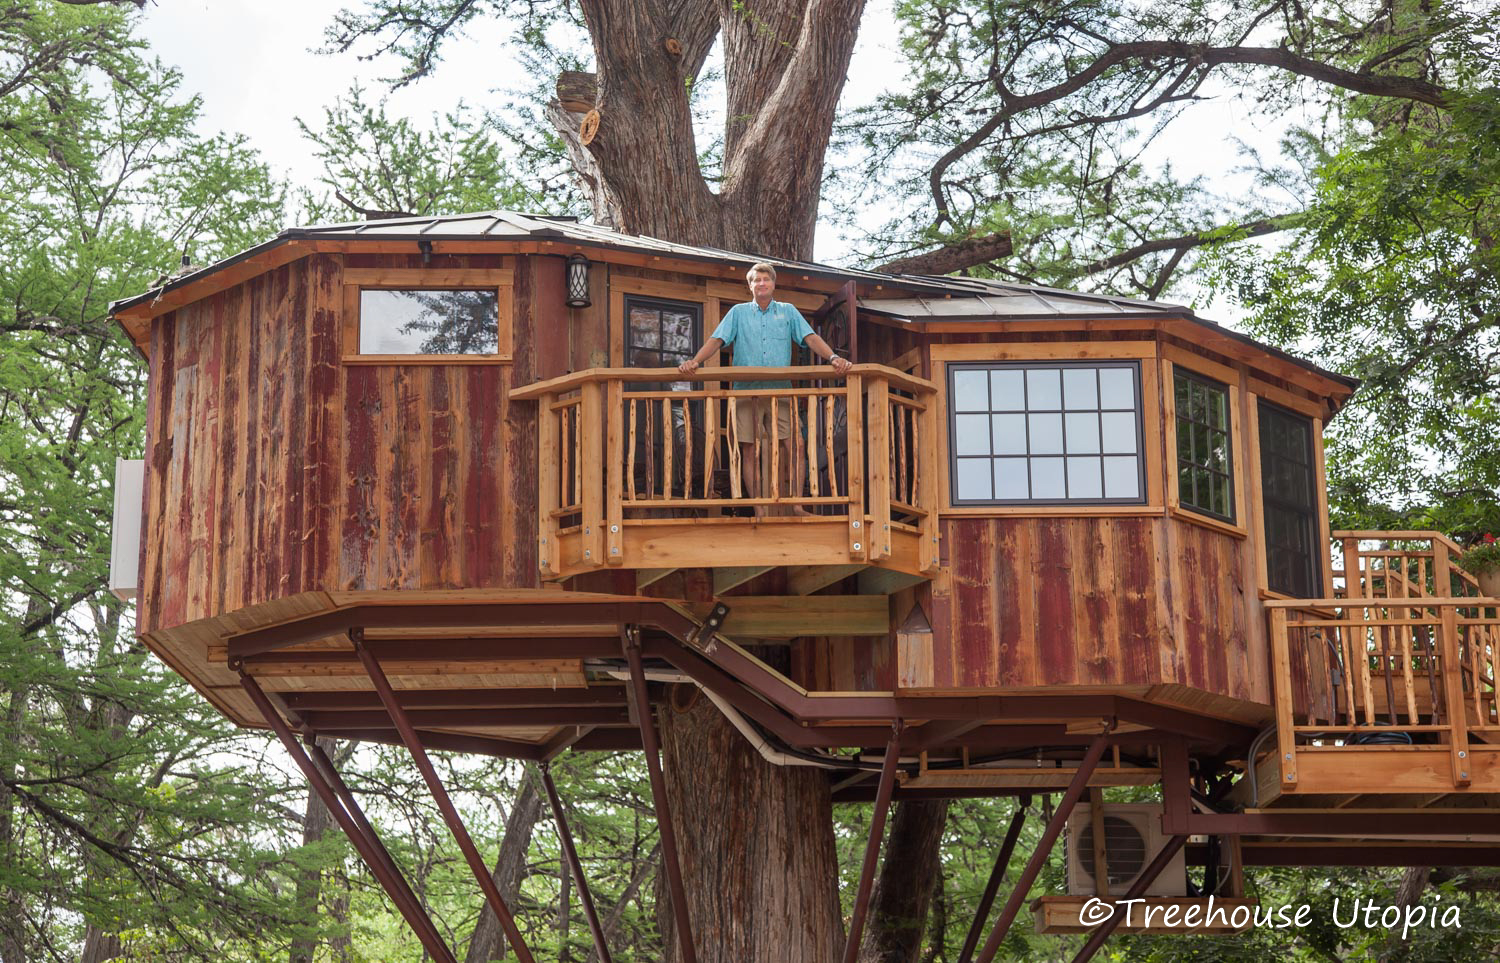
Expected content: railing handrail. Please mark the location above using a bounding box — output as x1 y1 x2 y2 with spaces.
511 363 936 400
1331 529 1469 557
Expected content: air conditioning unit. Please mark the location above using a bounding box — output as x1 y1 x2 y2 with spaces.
1066 803 1186 897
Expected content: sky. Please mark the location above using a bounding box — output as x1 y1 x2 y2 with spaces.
136 1 1261 286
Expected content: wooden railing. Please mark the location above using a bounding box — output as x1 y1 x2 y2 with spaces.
1266 531 1500 792
512 365 940 577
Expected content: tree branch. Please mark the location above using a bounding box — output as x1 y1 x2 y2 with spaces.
874 231 1013 275
1066 213 1302 281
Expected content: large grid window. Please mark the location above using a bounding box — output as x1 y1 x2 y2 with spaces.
949 362 1145 505
1174 370 1235 522
1258 401 1321 596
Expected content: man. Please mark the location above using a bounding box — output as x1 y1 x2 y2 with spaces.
678 262 852 514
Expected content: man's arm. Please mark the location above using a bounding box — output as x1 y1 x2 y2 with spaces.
804 333 853 375
678 337 725 374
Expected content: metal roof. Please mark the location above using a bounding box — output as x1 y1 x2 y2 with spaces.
107 210 1355 390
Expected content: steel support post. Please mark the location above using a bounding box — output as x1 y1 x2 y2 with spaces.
1070 835 1188 963
352 633 537 963
301 737 439 938
238 671 456 963
841 722 905 963
957 795 1031 963
973 731 1112 963
540 763 614 963
623 627 698 963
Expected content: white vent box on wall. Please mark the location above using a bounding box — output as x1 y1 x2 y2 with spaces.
109 458 144 602
1066 803 1188 897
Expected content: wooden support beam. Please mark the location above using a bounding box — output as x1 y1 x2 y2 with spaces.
690 595 888 639
858 568 929 596
786 564 865 595
713 565 774 594
636 568 677 590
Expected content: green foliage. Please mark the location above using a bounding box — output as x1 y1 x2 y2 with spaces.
296 86 575 221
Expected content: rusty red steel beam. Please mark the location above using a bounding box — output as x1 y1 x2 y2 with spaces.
279 685 635 711
1071 835 1189 963
352 632 537 963
541 763 615 963
1209 843 1500 867
841 722 905 963
624 628 698 963
238 672 457 963
299 706 632 730
956 796 1030 963
972 731 1112 963
304 727 553 760
238 635 623 668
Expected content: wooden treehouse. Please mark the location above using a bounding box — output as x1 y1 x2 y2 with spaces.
108 211 1500 961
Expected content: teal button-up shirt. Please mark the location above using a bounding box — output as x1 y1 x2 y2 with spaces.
710 299 816 389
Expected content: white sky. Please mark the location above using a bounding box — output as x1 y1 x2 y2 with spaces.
138 1 1251 278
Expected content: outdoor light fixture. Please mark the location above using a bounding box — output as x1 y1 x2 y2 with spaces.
566 253 592 308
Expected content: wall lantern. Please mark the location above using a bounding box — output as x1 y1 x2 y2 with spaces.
566 254 592 308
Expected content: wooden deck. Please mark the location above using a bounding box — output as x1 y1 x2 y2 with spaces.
1259 532 1500 804
511 364 941 580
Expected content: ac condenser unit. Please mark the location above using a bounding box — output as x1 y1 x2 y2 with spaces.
1066 803 1187 897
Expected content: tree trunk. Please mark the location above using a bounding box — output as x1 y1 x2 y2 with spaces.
289 736 343 963
0 685 27 963
858 801 949 963
556 6 869 958
654 692 842 963
464 769 544 963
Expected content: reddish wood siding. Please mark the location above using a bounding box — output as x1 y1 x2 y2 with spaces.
140 253 538 634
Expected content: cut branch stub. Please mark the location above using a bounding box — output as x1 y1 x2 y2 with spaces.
875 231 1014 276
664 37 683 56
579 110 601 146
556 70 598 113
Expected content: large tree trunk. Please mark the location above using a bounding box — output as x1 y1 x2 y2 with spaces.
289 736 345 963
857 801 949 963
464 768 544 963
655 693 842 963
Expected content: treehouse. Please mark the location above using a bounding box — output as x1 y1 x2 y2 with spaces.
109 211 1500 961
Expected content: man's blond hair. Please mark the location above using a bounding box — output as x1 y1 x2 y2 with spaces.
746 262 777 283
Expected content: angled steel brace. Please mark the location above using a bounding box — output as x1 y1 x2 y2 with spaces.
957 794 1030 963
1070 834 1188 963
624 626 698 963
352 631 537 963
540 762 614 963
238 671 456 963
841 722 905 963
973 729 1113 963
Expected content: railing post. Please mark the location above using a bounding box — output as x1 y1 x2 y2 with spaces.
580 379 604 568
538 391 560 578
1439 602 1473 788
605 378 624 565
865 376 890 562
846 373 866 562
1434 539 1454 596
1342 536 1362 597
1268 606 1298 790
916 388 940 573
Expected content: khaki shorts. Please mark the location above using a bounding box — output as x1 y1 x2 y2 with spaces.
732 396 794 444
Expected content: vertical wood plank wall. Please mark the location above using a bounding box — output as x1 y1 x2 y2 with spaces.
139 253 547 634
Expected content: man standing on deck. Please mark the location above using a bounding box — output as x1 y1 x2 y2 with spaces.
678 262 852 514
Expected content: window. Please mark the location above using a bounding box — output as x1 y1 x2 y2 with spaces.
359 289 500 355
624 296 699 371
1258 401 1321 596
1173 370 1235 522
948 362 1145 505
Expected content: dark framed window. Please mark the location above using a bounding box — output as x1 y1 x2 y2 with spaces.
624 296 699 370
1173 370 1235 523
359 289 499 354
1258 401 1321 596
948 361 1146 505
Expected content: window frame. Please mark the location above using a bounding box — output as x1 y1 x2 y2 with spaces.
944 358 1150 508
1255 398 1324 598
341 267 514 364
622 295 702 372
1165 359 1248 535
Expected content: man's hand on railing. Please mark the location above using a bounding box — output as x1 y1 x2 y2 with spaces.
828 356 853 375
677 358 700 375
